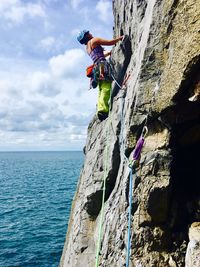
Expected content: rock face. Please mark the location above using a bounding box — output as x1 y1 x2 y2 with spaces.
185 222 200 267
60 0 200 266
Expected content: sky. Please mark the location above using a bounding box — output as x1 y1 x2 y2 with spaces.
0 0 113 151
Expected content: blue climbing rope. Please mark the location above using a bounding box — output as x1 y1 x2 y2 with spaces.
125 126 148 266
126 165 134 267
94 61 148 266
109 60 151 266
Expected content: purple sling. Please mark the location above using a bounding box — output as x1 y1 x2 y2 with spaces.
132 137 145 161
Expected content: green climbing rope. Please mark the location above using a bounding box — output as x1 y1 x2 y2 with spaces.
95 105 111 267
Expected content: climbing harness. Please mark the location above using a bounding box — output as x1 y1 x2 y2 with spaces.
87 61 113 89
86 64 94 78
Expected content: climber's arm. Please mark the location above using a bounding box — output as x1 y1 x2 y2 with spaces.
92 36 123 47
104 51 111 57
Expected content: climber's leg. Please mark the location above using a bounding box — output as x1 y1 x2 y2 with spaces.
97 80 112 121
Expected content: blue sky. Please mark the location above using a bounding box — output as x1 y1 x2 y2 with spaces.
0 0 113 151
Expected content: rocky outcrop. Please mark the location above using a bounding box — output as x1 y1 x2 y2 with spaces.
60 0 200 266
185 222 200 267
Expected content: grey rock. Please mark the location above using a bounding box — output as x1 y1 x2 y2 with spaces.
60 0 200 266
185 222 200 267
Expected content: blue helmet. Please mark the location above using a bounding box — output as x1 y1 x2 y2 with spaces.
77 30 89 44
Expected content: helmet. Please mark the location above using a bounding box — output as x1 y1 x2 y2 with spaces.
77 30 89 44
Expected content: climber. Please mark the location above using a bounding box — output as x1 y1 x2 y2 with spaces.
77 30 123 121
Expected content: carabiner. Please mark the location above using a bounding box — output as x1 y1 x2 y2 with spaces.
141 126 148 138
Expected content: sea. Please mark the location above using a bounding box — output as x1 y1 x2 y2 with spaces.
0 151 84 267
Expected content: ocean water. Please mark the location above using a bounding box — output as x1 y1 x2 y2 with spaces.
0 151 83 267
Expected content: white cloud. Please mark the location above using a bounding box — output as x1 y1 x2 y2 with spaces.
0 1 114 150
38 36 66 53
0 0 46 24
96 0 112 24
39 36 56 50
0 52 97 150
0 79 12 93
0 0 18 11
49 48 86 77
70 134 86 141
30 71 60 97
30 71 50 90
71 0 84 10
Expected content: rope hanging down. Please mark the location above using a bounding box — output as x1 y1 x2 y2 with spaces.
95 122 110 267
114 67 149 266
109 35 156 265
126 166 134 267
94 58 149 266
94 61 126 267
125 126 148 267
111 61 149 266
95 96 113 267
94 69 131 267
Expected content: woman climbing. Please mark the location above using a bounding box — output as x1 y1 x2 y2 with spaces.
77 30 123 121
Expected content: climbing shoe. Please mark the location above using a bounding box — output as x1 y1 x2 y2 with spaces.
97 111 108 121
91 79 98 88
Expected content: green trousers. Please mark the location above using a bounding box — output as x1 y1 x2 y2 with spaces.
97 80 112 113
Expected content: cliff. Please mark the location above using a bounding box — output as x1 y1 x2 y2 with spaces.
60 0 200 266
